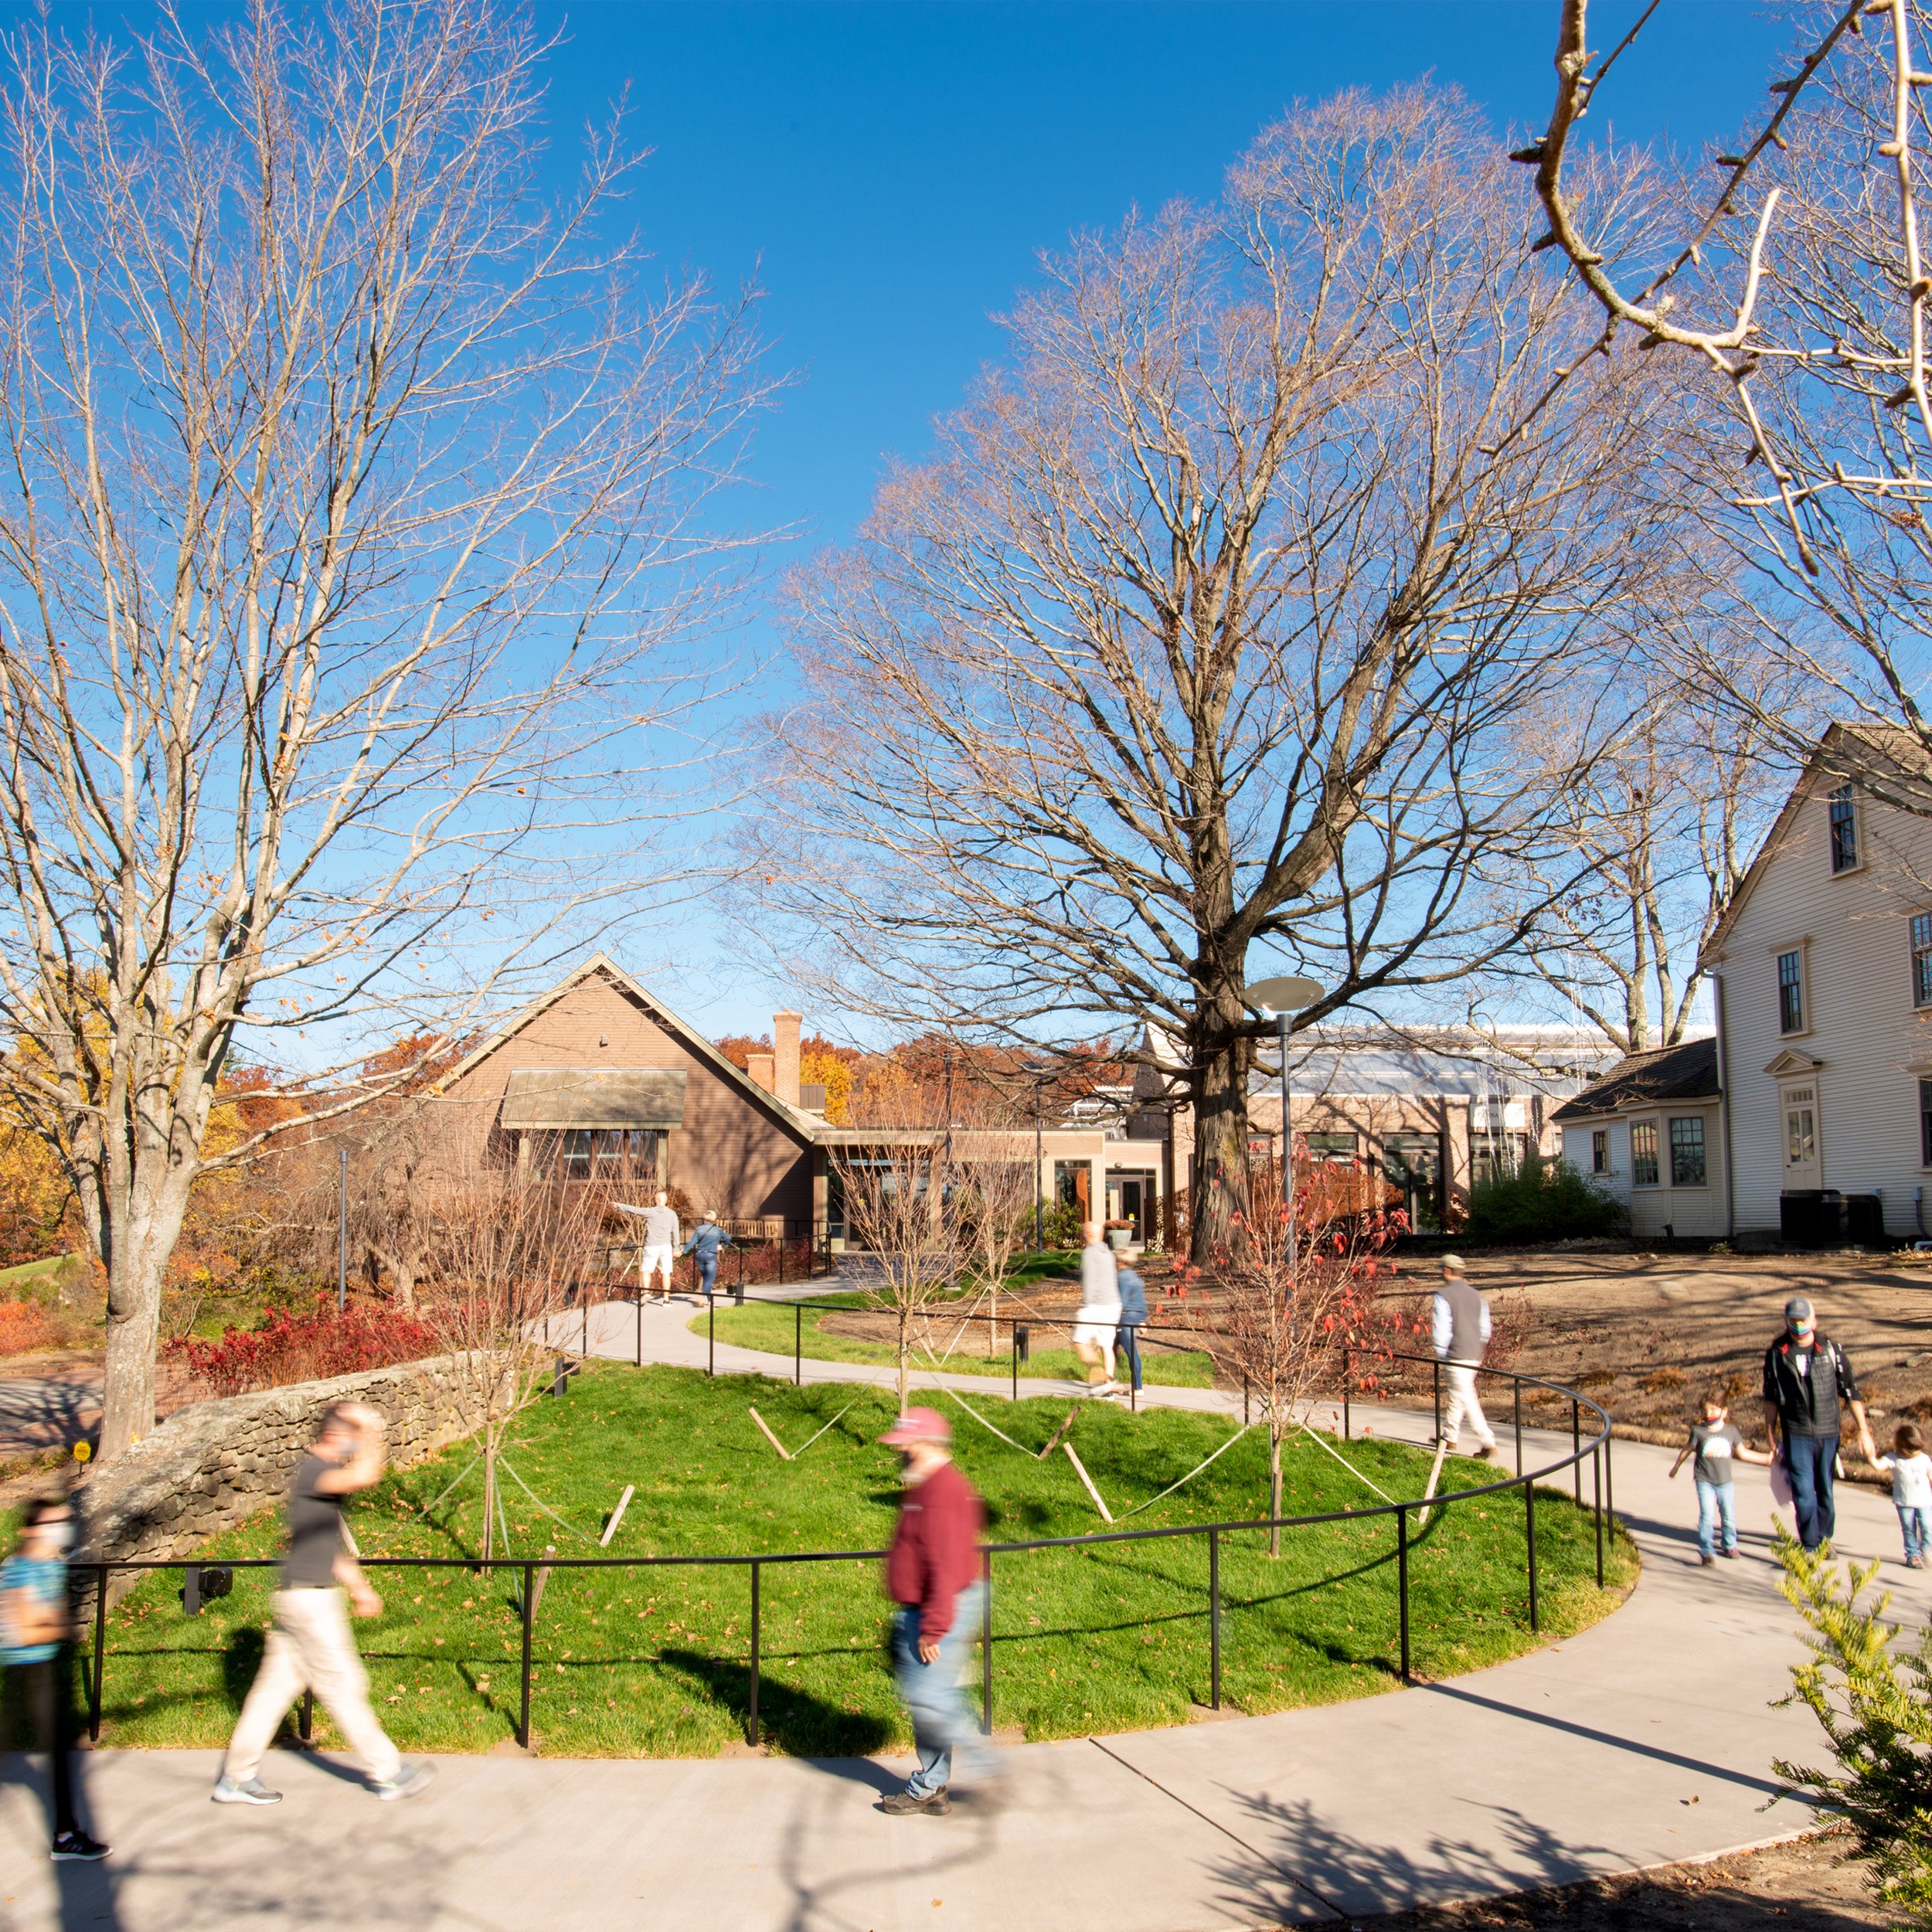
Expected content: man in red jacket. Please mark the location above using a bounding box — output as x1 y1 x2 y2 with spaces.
878 1406 1001 1816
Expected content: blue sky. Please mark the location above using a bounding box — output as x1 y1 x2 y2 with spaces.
529 1 1791 1038
22 2 1798 1044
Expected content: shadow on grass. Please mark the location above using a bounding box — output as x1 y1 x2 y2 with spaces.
656 1645 895 1759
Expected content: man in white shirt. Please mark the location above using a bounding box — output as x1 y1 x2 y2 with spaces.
1073 1221 1123 1398
639 1191 681 1304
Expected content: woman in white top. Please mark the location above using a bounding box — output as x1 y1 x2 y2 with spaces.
1072 1221 1123 1397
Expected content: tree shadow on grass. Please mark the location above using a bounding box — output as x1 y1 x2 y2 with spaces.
656 1645 895 1759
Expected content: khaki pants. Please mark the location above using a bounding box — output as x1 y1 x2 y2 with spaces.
1441 1361 1496 1450
223 1587 401 1784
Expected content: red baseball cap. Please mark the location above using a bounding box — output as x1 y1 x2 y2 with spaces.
879 1406 951 1447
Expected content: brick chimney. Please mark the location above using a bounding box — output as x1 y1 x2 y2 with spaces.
747 1049 776 1093
774 1011 802 1108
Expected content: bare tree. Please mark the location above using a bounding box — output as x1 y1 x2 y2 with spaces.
1512 655 1787 1053
1206 1167 1397 1556
1526 0 1932 799
953 1145 1036 1357
0 2 768 1459
759 84 1671 1263
834 1146 968 1409
417 1154 597 1563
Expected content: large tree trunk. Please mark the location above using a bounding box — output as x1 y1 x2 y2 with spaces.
1189 997 1254 1264
94 1158 199 1461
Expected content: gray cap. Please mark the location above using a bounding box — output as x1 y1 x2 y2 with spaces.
1440 1253 1467 1275
1784 1294 1814 1321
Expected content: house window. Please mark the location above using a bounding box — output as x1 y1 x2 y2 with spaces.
1591 1128 1610 1175
1305 1131 1359 1163
1913 915 1932 1009
1921 1080 1932 1167
1631 1121 1659 1187
1668 1116 1707 1187
557 1128 660 1183
1829 784 1859 872
1777 949 1805 1034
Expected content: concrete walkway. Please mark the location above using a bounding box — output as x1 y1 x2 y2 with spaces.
3 1292 1923 1932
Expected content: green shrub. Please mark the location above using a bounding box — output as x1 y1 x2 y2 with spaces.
1464 1152 1626 1243
1774 1526 1932 1927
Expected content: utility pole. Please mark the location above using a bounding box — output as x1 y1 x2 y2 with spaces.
1032 1074 1045 1250
338 1145 349 1317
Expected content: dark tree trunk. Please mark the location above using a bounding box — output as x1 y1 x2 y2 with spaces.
1189 986 1254 1264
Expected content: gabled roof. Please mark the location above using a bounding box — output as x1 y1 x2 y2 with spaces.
1551 1036 1719 1122
438 953 822 1140
1699 723 1932 971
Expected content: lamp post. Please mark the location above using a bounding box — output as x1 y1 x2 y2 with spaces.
1022 1062 1054 1251
1245 976 1324 1278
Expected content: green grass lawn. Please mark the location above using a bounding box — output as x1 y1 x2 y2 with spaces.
0 1253 85 1294
696 1296 1217 1389
79 1363 1633 1761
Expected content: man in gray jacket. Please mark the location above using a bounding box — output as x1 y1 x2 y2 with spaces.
1431 1256 1497 1460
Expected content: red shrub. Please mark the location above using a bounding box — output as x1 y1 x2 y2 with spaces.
164 1299 438 1398
0 1298 59 1357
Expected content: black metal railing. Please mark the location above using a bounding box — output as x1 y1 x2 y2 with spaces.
73 1349 1614 1753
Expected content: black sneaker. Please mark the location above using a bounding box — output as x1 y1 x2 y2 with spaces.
51 1832 109 1862
878 1789 951 1816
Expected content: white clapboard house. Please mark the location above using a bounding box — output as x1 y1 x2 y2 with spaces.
1693 725 1932 1243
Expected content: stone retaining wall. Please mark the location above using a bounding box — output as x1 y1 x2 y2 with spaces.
74 1356 474 1605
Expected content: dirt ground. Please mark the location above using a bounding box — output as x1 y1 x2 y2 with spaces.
1355 1832 1882 1932
1438 1246 1932 1455
999 1244 1932 1459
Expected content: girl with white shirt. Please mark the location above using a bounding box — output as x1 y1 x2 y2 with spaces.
1872 1420 1932 1567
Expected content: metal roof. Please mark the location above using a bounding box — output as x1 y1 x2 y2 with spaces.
1249 1036 1613 1102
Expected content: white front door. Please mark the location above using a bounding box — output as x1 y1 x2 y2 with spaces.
1781 1083 1822 1188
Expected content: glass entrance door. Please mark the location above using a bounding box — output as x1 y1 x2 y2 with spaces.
1104 1171 1156 1243
1382 1132 1443 1233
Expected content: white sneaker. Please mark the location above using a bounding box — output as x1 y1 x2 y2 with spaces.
212 1774 282 1805
369 1761 436 1802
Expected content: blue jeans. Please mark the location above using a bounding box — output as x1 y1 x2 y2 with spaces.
696 1254 716 1298
1114 1325 1143 1392
1784 1433 1838 1550
1900 1504 1930 1561
891 1581 996 1798
1695 1478 1736 1557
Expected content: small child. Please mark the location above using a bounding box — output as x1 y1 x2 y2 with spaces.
1869 1421 1932 1566
1668 1389 1770 1566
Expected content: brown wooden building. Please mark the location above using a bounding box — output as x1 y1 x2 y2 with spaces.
436 954 828 1234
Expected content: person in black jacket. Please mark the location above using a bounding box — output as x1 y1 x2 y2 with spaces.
1763 1295 1876 1551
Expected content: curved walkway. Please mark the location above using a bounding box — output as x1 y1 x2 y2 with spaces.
4 1290 1923 1932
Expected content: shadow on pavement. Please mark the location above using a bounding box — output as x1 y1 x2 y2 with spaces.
1420 1682 1791 1798
656 1645 894 1760
1213 1789 1624 1922
0 1749 121 1932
